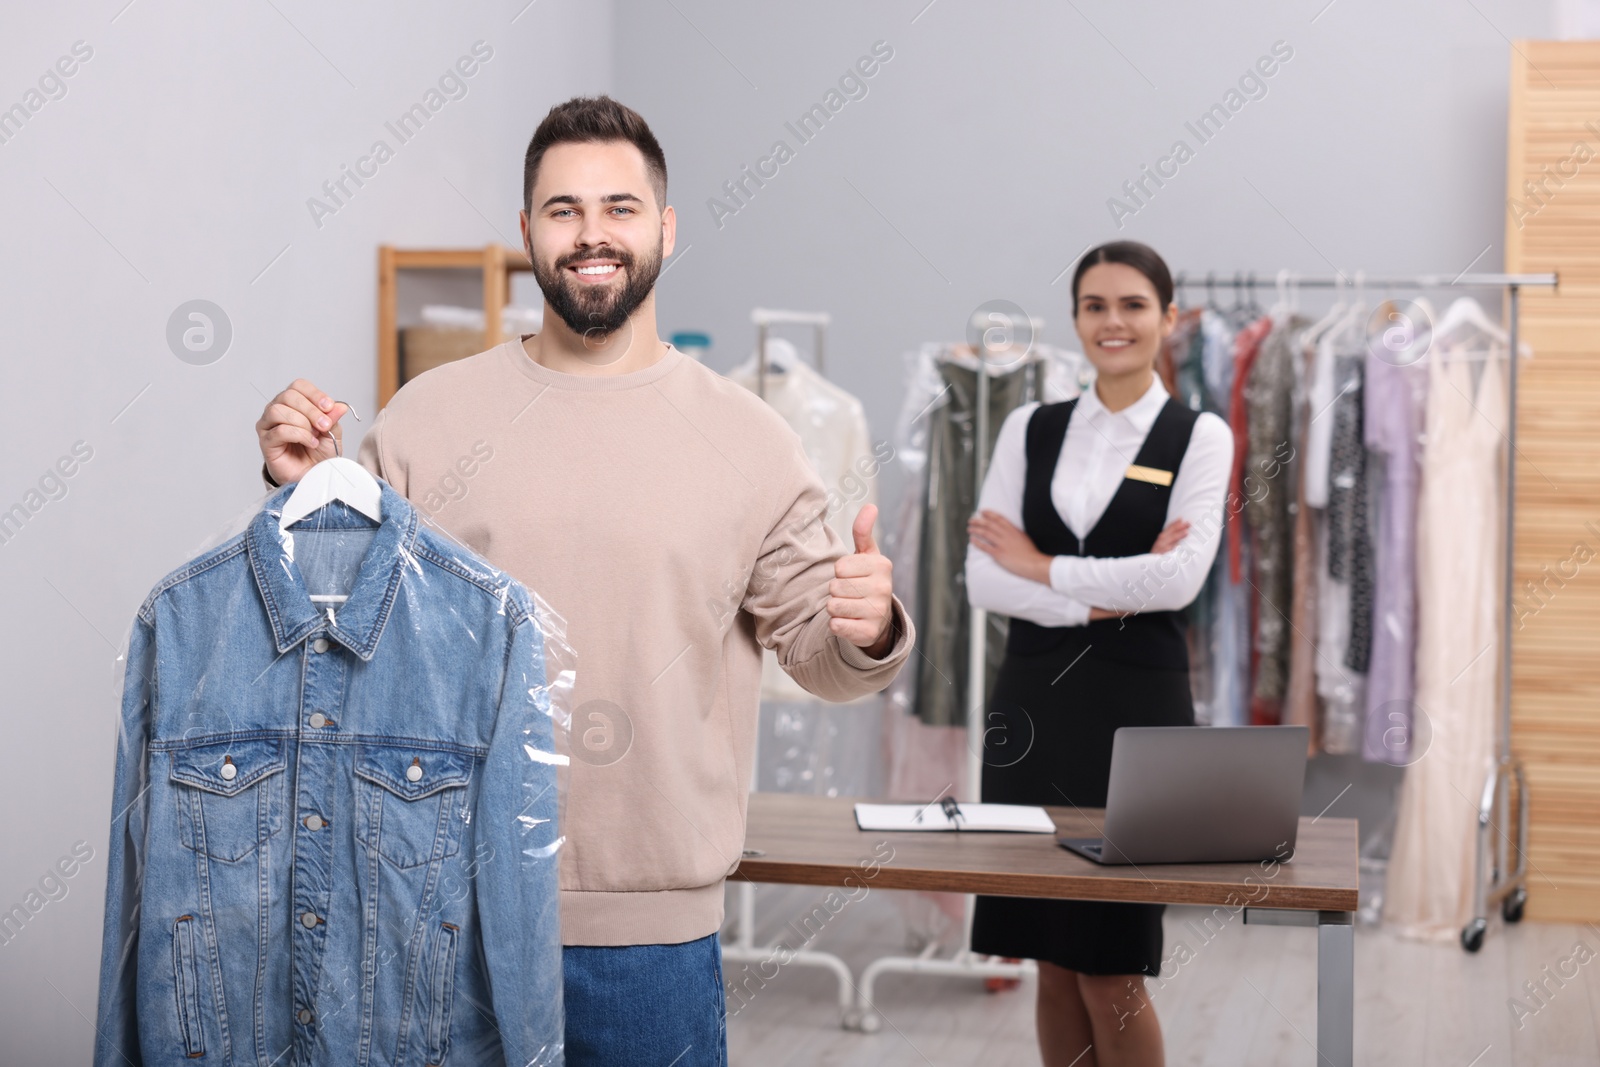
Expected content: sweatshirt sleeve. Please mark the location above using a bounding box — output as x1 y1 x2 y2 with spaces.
741 435 914 703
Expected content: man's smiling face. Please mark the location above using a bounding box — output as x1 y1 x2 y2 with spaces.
523 140 674 339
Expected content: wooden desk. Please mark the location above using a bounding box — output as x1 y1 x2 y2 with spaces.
736 794 1359 1067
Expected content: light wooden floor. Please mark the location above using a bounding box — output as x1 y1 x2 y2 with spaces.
722 884 1600 1066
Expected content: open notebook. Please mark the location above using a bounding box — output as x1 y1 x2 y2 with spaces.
853 801 1057 833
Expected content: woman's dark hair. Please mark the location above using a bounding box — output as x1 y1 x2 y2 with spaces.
523 95 668 212
1069 241 1174 315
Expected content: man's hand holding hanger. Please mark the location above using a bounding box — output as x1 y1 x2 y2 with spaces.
256 379 349 486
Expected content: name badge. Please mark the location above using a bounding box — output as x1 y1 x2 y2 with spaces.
1125 464 1174 487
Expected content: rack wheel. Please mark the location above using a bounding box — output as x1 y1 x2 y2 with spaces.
1502 887 1527 924
1461 918 1487 953
858 1011 881 1033
841 1008 862 1031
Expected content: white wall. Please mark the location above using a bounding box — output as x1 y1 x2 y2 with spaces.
0 2 611 1060
619 0 1552 505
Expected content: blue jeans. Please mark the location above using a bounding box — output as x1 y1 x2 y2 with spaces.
563 933 728 1067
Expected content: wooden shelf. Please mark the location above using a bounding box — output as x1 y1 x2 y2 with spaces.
376 244 532 408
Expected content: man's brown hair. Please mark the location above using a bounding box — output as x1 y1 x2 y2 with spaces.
522 96 668 212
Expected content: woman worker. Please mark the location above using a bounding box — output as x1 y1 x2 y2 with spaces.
965 240 1233 1067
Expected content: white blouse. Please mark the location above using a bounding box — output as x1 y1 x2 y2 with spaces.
965 376 1234 627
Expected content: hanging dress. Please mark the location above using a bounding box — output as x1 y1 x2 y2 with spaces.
1383 337 1506 939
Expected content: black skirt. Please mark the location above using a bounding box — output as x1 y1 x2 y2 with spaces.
970 630 1195 977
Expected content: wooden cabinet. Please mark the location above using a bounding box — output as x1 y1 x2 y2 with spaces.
1504 40 1600 923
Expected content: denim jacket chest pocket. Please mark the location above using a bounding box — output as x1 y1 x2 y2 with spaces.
169 737 288 862
354 744 475 869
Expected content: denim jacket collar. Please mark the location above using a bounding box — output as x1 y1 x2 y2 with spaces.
246 479 419 662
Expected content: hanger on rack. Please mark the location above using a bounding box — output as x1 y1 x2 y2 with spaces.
1227 270 1245 318
1271 269 1293 319
1432 296 1506 344
757 336 801 376
278 402 381 608
1299 271 1347 349
1323 270 1369 350
1429 295 1535 362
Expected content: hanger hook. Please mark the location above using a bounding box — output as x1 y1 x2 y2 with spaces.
324 399 361 459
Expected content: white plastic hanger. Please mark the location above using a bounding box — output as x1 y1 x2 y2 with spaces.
1430 296 1533 361
1432 296 1506 343
1299 272 1347 349
762 335 798 375
277 402 381 607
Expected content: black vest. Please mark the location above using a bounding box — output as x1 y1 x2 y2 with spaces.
1004 396 1200 669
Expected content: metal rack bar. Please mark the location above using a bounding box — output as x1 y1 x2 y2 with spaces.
1173 271 1558 289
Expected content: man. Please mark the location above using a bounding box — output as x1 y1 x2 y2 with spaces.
255 96 914 1065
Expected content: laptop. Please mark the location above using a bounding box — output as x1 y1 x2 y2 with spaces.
1059 725 1309 865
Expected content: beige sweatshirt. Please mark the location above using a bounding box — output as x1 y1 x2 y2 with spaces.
355 339 914 946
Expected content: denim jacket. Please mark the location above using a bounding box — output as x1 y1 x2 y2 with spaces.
95 480 563 1066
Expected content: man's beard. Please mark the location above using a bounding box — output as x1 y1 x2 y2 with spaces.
532 240 662 338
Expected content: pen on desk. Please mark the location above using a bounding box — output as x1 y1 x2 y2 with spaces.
940 795 964 829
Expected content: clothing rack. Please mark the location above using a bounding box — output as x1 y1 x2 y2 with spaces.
751 307 829 400
1175 268 1558 951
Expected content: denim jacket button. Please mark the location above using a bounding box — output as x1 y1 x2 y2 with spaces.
296 1008 314 1025
312 638 329 653
300 911 319 929
308 712 328 729
406 761 424 783
303 813 325 831
219 760 237 781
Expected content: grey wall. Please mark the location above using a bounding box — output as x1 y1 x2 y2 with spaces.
0 2 611 1060
620 0 1552 507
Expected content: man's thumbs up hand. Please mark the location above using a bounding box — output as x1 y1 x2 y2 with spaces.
829 504 897 658
851 505 880 554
